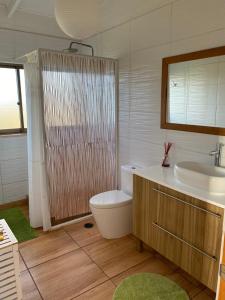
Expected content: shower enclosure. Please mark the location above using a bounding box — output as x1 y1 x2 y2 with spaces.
24 49 118 229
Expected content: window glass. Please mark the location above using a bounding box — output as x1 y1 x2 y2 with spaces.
0 68 21 130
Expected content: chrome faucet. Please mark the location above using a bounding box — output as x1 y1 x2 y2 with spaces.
209 143 224 167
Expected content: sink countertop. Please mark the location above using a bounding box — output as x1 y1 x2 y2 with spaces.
134 165 225 209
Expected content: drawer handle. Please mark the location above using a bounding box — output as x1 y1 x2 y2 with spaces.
152 188 221 219
152 222 217 262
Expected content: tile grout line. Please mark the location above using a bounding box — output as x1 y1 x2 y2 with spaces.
64 227 103 248
99 245 206 297
110 279 117 288
19 228 81 270
70 278 114 300
110 255 154 282
62 228 156 284
27 268 44 300
109 254 176 285
61 228 115 300
69 251 184 299
19 251 44 299
23 247 82 270
21 240 111 300
19 251 28 270
23 246 109 300
19 227 103 272
81 236 154 281
81 245 111 279
47 229 112 299
62 228 81 248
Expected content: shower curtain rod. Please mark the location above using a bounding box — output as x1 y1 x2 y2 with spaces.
17 49 118 63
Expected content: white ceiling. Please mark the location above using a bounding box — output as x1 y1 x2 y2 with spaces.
0 0 175 39
0 0 55 18
54 0 174 39
18 0 54 17
0 0 67 39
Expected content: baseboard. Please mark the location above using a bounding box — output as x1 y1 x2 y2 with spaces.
0 198 28 210
50 213 93 231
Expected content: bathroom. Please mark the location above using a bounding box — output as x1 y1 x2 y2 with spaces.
0 0 225 299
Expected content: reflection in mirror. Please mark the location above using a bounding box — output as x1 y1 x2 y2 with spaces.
161 46 225 136
168 56 225 127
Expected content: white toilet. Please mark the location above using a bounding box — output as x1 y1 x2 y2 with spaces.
89 165 140 239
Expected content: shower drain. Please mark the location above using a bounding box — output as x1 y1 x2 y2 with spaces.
84 222 94 229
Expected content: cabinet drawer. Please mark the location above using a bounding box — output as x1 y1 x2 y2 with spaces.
152 187 223 258
152 185 223 291
151 222 182 266
152 221 218 290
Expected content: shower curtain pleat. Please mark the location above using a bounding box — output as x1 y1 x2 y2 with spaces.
39 51 117 223
24 51 51 230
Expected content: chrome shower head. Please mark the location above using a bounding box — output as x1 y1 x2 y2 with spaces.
63 41 94 56
63 47 79 53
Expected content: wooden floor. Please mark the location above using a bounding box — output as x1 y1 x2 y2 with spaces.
18 216 216 300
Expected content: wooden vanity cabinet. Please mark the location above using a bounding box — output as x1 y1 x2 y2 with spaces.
133 175 224 291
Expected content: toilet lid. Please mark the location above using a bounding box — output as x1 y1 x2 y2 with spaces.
90 190 132 209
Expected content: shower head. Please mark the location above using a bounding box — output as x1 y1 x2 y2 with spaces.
63 46 79 53
63 41 94 56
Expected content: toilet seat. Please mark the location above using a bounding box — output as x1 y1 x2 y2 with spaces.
90 190 132 209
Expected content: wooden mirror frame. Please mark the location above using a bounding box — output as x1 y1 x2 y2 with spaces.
161 45 225 136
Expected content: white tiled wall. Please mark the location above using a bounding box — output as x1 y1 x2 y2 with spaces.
0 29 70 62
84 0 225 170
0 135 28 204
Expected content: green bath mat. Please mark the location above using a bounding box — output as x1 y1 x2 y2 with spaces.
0 207 38 243
113 273 189 300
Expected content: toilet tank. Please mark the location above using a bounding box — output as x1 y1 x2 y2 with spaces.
121 165 142 196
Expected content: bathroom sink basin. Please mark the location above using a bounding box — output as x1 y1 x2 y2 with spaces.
174 161 225 194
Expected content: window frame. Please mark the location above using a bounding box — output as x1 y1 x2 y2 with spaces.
0 63 27 135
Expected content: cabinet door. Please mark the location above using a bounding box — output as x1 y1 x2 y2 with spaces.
133 175 157 248
152 185 223 291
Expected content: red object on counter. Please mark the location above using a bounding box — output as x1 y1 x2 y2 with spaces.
162 142 172 167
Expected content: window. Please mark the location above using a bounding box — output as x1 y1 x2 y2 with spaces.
0 64 27 134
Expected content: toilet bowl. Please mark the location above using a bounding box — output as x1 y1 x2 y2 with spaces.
89 165 141 239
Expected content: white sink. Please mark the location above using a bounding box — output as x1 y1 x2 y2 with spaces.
174 161 225 194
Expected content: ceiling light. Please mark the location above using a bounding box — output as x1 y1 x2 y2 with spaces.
54 0 101 40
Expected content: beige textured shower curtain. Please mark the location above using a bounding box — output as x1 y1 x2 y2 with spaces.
40 50 117 223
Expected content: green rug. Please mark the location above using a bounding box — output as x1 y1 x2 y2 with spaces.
0 207 38 243
113 273 189 300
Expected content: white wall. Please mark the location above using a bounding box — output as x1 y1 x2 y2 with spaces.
83 0 225 170
0 135 28 203
0 28 70 63
0 3 70 62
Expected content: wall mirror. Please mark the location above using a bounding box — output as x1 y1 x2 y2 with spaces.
161 46 225 136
